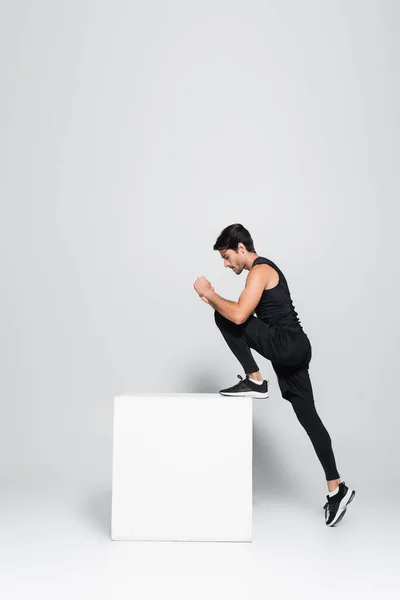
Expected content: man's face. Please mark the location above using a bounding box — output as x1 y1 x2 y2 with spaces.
219 248 243 274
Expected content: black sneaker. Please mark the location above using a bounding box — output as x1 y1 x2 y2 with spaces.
323 481 356 526
219 374 269 399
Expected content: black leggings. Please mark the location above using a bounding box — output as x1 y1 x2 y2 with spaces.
214 310 340 481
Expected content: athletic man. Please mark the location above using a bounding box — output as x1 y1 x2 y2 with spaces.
193 223 356 527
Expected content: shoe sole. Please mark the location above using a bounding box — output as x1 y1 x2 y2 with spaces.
326 488 356 527
219 390 269 399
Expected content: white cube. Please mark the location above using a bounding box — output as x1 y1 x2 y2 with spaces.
111 393 252 542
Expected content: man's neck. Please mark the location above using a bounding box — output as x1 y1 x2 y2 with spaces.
245 253 259 270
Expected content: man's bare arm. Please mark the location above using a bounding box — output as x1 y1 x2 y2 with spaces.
203 266 271 324
203 289 241 324
235 267 270 324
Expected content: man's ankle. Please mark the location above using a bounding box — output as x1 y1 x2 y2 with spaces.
247 372 263 381
327 479 341 492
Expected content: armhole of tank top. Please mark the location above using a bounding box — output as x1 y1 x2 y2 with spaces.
268 267 282 291
257 260 282 291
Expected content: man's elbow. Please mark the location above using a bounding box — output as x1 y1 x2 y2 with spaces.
235 311 247 325
236 308 255 325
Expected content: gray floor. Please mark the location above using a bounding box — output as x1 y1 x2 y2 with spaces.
2 470 399 600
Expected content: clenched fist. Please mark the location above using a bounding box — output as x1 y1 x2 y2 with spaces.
193 276 214 302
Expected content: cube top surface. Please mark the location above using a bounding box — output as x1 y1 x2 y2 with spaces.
115 393 252 398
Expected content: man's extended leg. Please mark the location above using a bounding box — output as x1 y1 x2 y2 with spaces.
272 362 341 481
214 309 341 482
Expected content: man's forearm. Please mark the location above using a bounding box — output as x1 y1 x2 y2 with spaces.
203 289 240 323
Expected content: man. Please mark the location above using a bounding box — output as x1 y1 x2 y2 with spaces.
193 223 356 527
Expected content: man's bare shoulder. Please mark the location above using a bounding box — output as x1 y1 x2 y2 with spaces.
246 263 277 285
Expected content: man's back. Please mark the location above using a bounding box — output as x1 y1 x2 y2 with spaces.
249 256 303 330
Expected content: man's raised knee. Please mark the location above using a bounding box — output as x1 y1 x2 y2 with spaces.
214 309 224 325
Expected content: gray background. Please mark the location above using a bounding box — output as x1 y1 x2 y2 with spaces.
1 0 399 516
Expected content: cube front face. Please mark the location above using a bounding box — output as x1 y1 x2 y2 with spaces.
111 393 252 541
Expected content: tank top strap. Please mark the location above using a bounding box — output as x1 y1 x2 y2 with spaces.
251 256 284 278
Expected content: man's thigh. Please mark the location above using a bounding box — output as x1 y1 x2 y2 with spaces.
240 317 311 367
239 315 273 361
272 361 314 403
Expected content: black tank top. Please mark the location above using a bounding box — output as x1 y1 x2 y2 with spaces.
251 256 303 330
